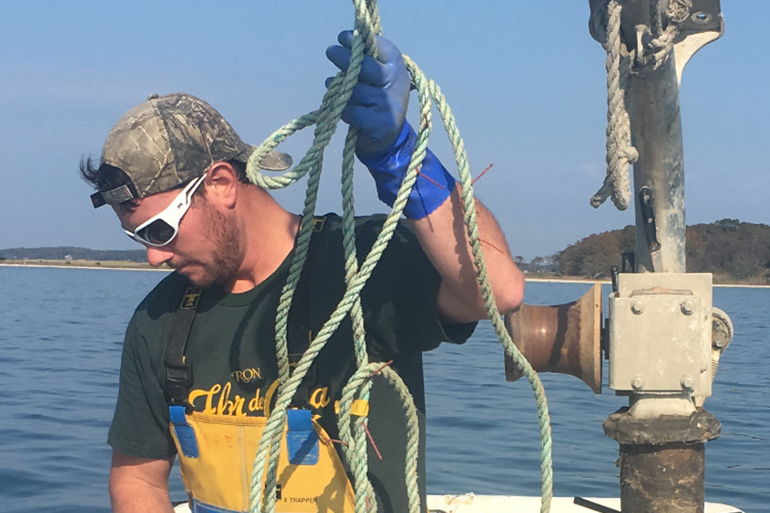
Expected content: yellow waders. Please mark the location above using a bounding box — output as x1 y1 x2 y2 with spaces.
169 406 356 513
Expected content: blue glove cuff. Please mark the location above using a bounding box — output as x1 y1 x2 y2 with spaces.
357 122 455 219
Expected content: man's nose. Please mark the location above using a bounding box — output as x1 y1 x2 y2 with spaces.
146 246 174 268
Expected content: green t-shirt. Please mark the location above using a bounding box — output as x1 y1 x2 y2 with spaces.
108 214 475 512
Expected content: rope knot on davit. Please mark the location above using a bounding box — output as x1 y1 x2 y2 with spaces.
589 0 691 211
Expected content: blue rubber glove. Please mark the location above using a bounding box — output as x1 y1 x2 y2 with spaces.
326 30 411 154
326 31 455 219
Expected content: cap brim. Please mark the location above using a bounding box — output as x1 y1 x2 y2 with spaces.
237 146 293 172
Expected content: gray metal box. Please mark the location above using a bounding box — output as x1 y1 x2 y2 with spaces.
608 273 712 396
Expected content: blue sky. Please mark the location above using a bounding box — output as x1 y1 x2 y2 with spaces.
0 1 766 260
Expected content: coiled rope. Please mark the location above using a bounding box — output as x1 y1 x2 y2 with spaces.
245 1 553 512
590 0 691 210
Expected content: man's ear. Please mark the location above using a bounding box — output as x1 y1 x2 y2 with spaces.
204 161 238 209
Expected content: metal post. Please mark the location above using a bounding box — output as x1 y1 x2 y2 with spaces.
629 52 686 273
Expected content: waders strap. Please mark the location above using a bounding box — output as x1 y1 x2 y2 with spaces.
163 287 202 409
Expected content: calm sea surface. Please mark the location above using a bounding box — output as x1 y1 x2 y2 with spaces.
0 266 767 512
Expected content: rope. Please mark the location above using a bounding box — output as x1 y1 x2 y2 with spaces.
245 1 553 512
590 0 691 210
591 0 636 211
418 66 553 512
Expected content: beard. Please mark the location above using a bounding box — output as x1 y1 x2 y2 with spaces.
186 199 242 289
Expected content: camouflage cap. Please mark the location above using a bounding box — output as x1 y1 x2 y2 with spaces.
93 93 292 207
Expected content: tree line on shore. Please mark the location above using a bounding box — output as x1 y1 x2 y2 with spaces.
544 219 770 283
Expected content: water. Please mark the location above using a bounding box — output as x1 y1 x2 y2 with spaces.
0 267 767 512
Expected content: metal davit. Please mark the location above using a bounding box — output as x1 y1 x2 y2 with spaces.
590 1 729 511
506 2 733 511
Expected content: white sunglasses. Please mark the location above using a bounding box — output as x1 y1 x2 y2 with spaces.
124 174 207 247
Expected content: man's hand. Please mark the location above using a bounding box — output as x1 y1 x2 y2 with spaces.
327 31 455 220
110 450 175 513
326 30 411 155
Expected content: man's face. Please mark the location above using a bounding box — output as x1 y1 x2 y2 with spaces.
115 187 242 288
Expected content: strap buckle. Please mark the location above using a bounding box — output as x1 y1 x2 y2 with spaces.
165 364 194 413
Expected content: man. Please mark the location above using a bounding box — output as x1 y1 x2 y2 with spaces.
83 32 524 513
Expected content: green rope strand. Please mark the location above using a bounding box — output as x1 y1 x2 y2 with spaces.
247 36 365 513
248 5 389 512
246 1 553 512
251 49 367 511
339 364 421 513
413 60 554 513
340 124 378 510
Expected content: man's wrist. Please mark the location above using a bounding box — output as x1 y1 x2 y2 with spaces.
358 122 455 219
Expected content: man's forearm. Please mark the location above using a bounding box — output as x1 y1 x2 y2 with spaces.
110 451 175 513
410 185 524 323
110 477 175 513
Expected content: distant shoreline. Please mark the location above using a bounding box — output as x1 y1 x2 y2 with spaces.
525 276 770 289
2 260 768 288
0 261 169 272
